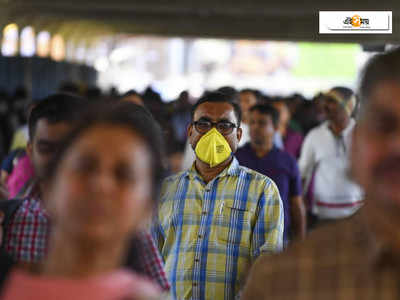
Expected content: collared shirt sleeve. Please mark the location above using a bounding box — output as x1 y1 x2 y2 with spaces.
135 231 170 292
289 157 303 197
252 180 284 258
152 179 170 254
151 211 165 255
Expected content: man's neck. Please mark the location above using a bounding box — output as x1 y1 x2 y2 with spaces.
279 122 288 138
195 156 233 183
329 118 350 136
251 143 273 158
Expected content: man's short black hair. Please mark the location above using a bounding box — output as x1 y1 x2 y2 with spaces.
328 86 354 101
121 89 141 99
191 91 242 126
28 93 87 140
249 104 280 128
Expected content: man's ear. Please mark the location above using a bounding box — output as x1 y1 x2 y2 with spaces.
187 123 195 143
26 141 33 159
236 127 242 143
187 123 193 138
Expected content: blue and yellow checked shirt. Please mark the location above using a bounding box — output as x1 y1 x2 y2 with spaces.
153 158 284 300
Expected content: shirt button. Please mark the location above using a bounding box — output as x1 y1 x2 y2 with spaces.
202 211 207 215
193 283 198 287
195 258 199 262
198 234 202 239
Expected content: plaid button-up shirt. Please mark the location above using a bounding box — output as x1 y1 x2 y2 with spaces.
153 158 284 300
4 194 170 291
242 210 400 300
5 197 49 263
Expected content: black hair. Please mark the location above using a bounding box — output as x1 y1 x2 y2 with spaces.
191 91 242 126
45 101 165 201
240 88 254 94
249 104 280 128
216 86 238 101
358 47 400 116
328 86 354 101
121 89 142 99
28 93 86 140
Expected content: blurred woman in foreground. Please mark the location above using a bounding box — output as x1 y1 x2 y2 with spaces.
1 102 165 300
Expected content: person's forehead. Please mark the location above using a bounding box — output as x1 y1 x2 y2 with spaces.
240 92 256 101
194 102 236 121
77 125 148 155
34 119 72 141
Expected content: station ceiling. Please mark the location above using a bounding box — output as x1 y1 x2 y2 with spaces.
0 0 397 43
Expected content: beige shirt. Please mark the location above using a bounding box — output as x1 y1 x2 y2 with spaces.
242 210 400 300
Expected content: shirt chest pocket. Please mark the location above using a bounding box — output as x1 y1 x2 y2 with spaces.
217 201 254 246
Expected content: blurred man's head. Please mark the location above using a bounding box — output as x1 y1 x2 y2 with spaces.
27 93 85 181
351 48 400 221
272 101 290 136
249 104 279 152
239 89 258 124
322 87 355 126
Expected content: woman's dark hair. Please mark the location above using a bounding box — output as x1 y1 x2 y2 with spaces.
45 101 166 201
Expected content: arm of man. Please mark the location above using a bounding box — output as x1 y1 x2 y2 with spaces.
290 195 306 240
151 213 165 255
289 157 306 240
151 180 168 255
250 180 284 259
298 131 316 186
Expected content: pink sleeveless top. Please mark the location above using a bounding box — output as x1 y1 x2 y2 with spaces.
1 268 161 300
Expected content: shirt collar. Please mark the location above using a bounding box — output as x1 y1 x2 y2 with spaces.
186 157 241 181
325 119 356 137
247 143 276 158
343 118 356 136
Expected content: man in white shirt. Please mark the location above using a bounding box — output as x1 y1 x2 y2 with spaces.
298 87 363 224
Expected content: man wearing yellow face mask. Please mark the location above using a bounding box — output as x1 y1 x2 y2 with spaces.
153 92 284 300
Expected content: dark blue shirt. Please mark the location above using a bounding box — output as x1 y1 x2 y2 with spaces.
235 143 302 240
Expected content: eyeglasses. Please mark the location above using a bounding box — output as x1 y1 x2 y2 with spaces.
192 120 237 135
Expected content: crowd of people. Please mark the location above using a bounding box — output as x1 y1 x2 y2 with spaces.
0 47 398 299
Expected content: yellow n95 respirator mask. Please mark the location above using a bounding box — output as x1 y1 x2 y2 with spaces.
194 127 232 168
